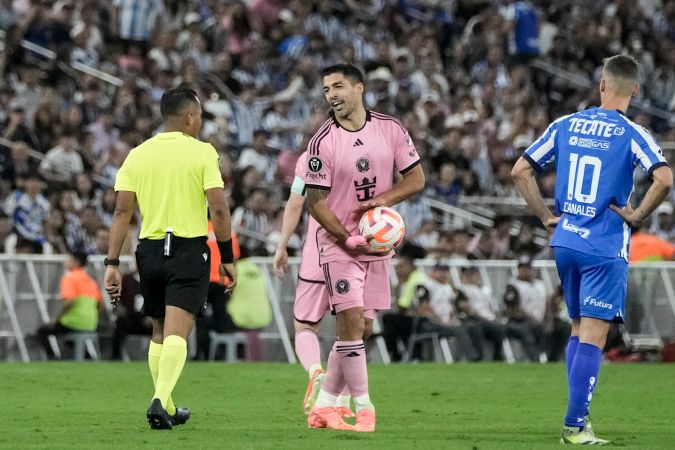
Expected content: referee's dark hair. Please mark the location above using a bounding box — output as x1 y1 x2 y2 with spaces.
603 54 639 82
160 86 200 118
321 63 364 85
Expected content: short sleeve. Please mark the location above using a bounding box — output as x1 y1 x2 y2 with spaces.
114 152 136 192
523 123 558 172
203 145 225 190
393 126 421 174
630 125 667 175
302 137 331 190
60 273 77 300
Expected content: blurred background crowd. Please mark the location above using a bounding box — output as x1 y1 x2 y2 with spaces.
1 0 674 362
1 0 674 260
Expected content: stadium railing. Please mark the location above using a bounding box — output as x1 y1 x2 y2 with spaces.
1 256 674 362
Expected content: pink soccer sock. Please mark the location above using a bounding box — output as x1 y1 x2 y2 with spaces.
294 330 321 372
321 342 345 396
335 339 368 397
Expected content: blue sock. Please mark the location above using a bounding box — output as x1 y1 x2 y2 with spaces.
564 343 602 428
566 336 579 381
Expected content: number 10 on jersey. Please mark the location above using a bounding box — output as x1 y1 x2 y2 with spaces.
567 153 601 204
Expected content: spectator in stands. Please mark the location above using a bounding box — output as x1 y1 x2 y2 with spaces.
3 171 49 253
456 266 507 360
39 128 84 189
36 251 102 359
43 208 68 254
0 211 12 253
502 255 546 362
395 192 435 250
430 162 463 205
94 226 109 255
111 0 165 52
231 187 271 255
74 173 96 207
64 205 100 254
542 285 572 362
237 129 275 182
629 224 675 263
2 103 39 150
417 263 480 361
649 202 675 241
382 256 427 361
87 108 119 161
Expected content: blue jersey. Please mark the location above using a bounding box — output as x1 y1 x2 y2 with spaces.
524 107 667 260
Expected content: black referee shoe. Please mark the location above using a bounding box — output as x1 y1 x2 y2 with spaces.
146 398 173 430
169 407 192 426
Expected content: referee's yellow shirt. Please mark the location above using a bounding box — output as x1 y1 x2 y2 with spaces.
114 132 224 239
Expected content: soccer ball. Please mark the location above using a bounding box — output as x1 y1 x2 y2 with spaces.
358 206 406 250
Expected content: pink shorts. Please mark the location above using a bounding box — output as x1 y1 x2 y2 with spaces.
321 259 391 318
293 278 331 324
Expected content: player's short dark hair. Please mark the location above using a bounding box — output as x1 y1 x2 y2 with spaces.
69 251 89 268
321 63 364 85
603 55 639 81
160 86 199 118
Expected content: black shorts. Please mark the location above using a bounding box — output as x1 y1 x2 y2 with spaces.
135 236 210 318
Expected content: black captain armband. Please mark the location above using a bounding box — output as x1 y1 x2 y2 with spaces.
217 239 234 264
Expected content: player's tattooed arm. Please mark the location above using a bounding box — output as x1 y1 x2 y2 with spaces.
305 187 350 243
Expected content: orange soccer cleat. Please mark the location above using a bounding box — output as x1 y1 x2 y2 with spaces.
308 407 355 431
354 409 376 432
336 406 355 419
303 369 325 414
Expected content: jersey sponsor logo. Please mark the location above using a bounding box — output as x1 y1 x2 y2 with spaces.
305 171 327 180
569 135 610 150
561 218 591 239
406 134 413 146
354 176 377 201
355 157 370 173
583 296 613 310
567 118 625 138
308 157 323 172
353 138 364 147
335 279 350 294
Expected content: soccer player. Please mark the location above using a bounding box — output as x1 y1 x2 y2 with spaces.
104 87 238 430
273 150 353 418
512 54 672 445
302 63 425 432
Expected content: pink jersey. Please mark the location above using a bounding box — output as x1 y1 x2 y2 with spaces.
302 110 420 263
293 151 323 281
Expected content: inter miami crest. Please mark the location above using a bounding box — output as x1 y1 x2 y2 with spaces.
355 157 370 173
308 157 323 172
335 279 350 294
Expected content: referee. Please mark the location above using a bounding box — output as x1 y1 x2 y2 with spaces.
104 86 237 430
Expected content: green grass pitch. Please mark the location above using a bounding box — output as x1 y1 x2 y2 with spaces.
2 362 674 449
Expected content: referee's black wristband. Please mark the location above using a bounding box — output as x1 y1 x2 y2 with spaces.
217 239 234 264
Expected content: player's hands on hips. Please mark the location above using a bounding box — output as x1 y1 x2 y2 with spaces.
345 234 390 256
273 247 288 278
609 202 642 227
542 215 561 232
104 266 122 305
220 262 237 293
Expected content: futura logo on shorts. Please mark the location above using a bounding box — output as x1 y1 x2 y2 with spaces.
583 296 612 310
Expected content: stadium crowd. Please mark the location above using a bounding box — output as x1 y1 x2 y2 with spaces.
1 0 674 361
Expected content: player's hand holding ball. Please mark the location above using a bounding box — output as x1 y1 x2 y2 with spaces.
355 206 406 255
